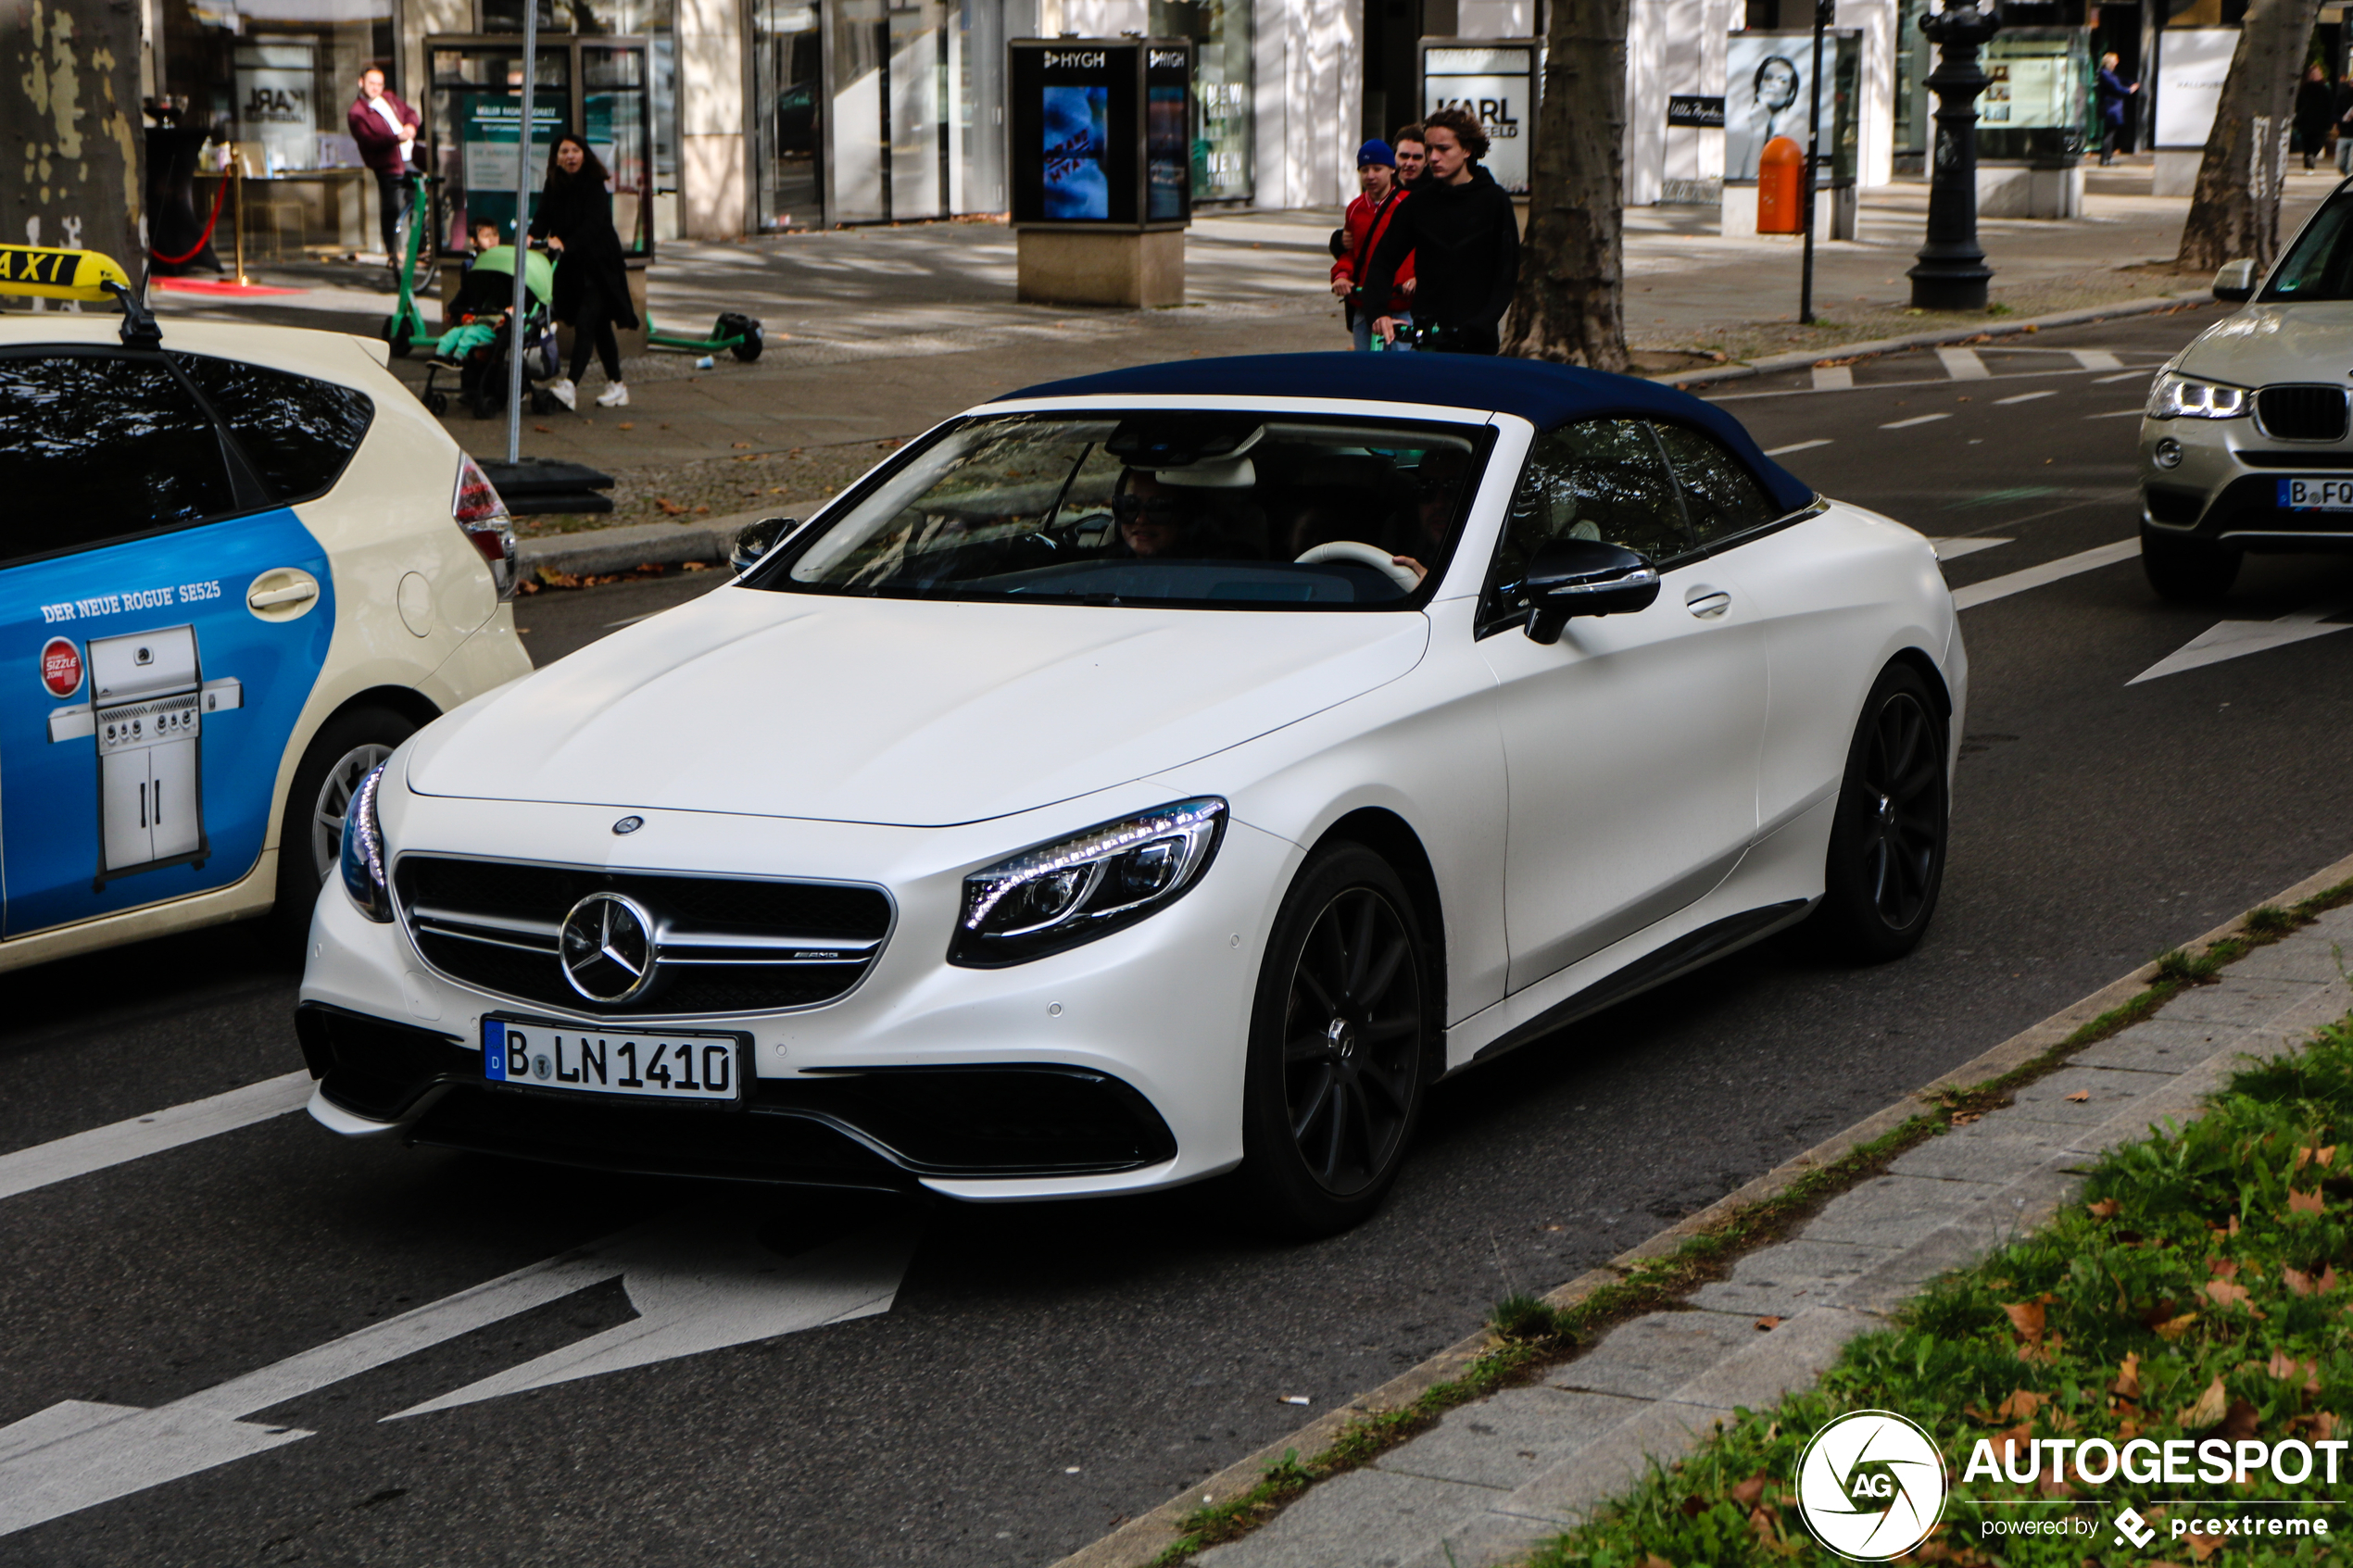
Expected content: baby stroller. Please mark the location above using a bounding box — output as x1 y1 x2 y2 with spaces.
418 245 562 419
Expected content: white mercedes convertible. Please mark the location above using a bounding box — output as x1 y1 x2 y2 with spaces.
299 354 1966 1235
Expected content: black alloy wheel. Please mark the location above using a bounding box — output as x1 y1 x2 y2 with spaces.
1238 845 1430 1236
1806 663 1949 963
2140 523 2242 603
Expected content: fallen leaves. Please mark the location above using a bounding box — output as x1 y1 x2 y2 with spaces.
1950 1110 1984 1126
2066 1090 2091 1103
2182 1375 2229 1430
2112 1352 2143 1404
2003 1297 2062 1361
1728 1474 1768 1509
2087 1198 2121 1221
2202 1278 2261 1315
2183 1531 2223 1562
2152 1311 2200 1342
655 497 687 515
2287 1187 2326 1216
2294 1144 2337 1172
1753 1316 1782 1332
2284 1263 2340 1296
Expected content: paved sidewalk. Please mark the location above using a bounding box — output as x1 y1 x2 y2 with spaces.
1157 905 2353 1568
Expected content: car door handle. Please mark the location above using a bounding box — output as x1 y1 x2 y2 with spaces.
248 579 319 609
1684 587 1732 620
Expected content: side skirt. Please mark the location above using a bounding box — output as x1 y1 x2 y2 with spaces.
1461 897 1817 1071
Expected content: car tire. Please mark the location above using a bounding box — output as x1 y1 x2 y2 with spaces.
271 706 418 950
1233 844 1433 1237
2141 525 2241 603
1804 662 1949 964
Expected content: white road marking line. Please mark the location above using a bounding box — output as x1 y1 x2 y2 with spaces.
1994 390 2056 405
1810 365 1854 391
0 1072 313 1203
2092 369 2147 384
1936 347 1991 381
1929 536 2014 561
2071 350 2125 370
1764 438 1833 457
2087 408 2146 418
0 1201 922 1537
2128 605 2353 684
1949 538 2140 609
1881 413 1951 430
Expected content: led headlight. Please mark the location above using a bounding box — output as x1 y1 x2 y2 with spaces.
2145 371 2251 420
951 797 1226 966
339 761 394 922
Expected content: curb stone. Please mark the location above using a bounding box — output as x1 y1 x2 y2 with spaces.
1049 846 2353 1568
1648 287 2212 391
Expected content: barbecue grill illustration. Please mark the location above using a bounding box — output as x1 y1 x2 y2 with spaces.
45 626 244 888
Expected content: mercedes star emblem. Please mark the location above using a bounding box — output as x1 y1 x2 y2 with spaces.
612 815 644 835
559 892 660 1004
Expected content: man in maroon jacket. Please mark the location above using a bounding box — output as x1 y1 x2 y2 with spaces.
347 66 422 270
1329 139 1416 352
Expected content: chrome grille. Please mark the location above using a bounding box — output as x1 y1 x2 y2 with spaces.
395 855 892 1016
2256 384 2350 442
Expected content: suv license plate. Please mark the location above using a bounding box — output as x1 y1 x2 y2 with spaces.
2281 478 2353 510
484 1018 743 1104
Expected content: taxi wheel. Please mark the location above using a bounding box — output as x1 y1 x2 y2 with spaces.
271 707 418 950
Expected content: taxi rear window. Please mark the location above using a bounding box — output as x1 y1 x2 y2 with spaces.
0 353 235 555
172 354 373 503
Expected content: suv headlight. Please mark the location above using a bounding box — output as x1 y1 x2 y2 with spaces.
950 798 1226 966
2146 371 2251 420
339 762 394 922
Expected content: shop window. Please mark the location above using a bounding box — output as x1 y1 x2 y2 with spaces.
1151 0 1254 202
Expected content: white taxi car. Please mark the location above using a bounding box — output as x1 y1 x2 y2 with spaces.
303 353 1964 1236
0 247 532 966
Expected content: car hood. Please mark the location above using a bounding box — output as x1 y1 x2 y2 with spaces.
407 588 1430 827
2177 302 2353 386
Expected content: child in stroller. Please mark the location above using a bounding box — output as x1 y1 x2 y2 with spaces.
418 225 563 419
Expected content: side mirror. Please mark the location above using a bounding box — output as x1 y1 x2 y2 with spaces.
1522 538 1661 644
730 516 798 574
2212 259 2257 303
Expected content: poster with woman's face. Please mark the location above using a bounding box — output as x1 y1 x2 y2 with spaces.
1725 35 1809 182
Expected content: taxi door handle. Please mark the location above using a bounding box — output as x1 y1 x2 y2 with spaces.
1684 586 1732 620
248 579 319 609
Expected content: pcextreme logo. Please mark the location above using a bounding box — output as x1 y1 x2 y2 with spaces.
1795 1411 1949 1562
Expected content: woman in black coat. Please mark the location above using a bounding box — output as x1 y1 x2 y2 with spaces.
531 133 641 408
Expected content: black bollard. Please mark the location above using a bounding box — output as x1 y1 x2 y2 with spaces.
1906 1 2002 311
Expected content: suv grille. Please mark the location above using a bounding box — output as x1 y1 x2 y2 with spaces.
2256 384 2349 442
395 856 892 1016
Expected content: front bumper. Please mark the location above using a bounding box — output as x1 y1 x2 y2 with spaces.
300 789 1297 1198
2139 414 2353 549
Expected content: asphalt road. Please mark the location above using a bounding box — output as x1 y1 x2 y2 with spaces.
11 307 2353 1566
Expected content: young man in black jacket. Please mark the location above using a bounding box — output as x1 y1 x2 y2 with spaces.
1362 107 1520 355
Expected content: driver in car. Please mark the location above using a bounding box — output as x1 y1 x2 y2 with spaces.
1114 470 1265 560
1391 446 1471 583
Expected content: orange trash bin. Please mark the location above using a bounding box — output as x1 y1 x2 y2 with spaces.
1757 136 1805 234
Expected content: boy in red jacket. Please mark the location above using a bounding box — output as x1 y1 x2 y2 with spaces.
1330 139 1416 352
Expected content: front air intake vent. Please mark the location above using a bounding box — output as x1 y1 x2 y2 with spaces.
2256 384 2350 442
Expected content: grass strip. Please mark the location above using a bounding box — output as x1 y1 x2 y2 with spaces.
1139 887 2353 1566
1524 1007 2353 1568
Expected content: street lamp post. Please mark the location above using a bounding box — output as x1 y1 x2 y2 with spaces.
1906 0 2001 311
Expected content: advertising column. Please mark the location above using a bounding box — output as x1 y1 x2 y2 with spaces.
1008 39 1194 307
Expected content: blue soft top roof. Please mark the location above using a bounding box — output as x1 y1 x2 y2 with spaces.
1000 352 1814 515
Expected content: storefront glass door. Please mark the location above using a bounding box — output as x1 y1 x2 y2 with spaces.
754 0 825 228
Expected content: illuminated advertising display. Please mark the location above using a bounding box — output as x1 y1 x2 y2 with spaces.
1010 39 1194 230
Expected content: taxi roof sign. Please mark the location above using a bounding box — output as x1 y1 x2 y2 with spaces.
0 245 133 304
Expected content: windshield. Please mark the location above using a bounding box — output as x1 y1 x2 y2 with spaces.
2263 196 2353 302
758 412 1491 609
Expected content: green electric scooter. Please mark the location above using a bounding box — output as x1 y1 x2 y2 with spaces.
645 301 765 361
380 170 439 358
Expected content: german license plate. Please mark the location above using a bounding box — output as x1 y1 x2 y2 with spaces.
2280 478 2353 510
483 1017 742 1104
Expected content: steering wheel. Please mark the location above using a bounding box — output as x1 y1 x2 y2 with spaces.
1295 540 1422 593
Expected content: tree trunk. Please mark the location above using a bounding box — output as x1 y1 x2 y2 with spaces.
0 0 145 286
1503 0 1630 370
2175 0 2322 273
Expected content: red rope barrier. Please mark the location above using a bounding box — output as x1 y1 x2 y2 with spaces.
149 174 230 267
